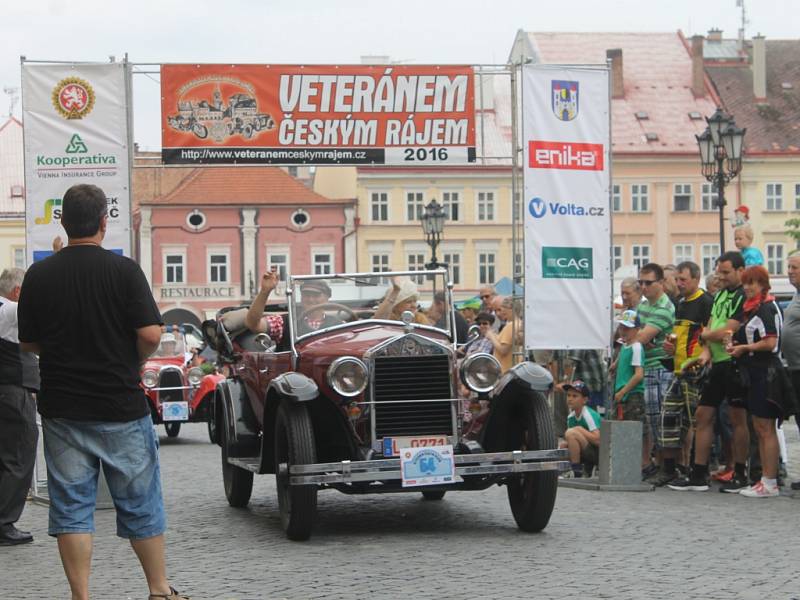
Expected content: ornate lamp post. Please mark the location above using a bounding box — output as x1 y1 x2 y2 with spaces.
420 199 447 270
696 108 746 252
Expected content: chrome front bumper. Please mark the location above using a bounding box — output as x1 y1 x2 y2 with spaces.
281 449 569 486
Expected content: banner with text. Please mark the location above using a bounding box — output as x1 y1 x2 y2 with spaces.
22 63 132 262
160 64 476 165
522 66 611 350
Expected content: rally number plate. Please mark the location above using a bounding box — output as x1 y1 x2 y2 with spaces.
382 436 449 457
162 401 189 422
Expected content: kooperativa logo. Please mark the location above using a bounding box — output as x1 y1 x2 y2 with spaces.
35 198 62 225
542 247 593 279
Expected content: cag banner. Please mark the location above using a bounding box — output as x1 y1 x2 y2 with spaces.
522 66 611 350
160 64 476 166
22 63 132 263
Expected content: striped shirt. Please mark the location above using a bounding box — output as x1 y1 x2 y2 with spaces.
637 293 675 370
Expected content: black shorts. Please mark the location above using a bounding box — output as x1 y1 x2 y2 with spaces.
580 442 599 466
745 365 781 419
699 361 746 409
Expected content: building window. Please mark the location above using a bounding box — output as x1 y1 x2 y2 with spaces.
631 184 649 212
407 253 426 283
291 208 311 229
477 191 495 222
186 209 206 231
267 252 289 283
612 245 623 272
442 191 460 221
631 245 650 271
165 254 185 284
313 252 333 275
478 252 496 285
673 183 692 212
766 244 785 275
406 192 424 221
371 192 389 222
795 183 800 210
371 253 390 273
443 252 461 285
701 244 720 277
208 253 229 283
673 244 694 264
514 252 523 278
287 166 298 177
701 183 718 212
13 248 25 268
766 183 783 211
612 184 622 212
10 185 23 198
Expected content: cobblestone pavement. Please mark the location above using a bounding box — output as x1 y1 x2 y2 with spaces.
3 420 800 600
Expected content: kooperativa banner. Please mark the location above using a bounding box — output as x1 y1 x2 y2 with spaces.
522 65 611 350
22 62 132 262
160 64 476 165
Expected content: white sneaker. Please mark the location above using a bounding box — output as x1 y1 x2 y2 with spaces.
739 481 779 498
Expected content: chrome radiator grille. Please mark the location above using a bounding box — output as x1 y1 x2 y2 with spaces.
372 354 454 437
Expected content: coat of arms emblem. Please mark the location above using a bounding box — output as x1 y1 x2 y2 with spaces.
551 80 579 122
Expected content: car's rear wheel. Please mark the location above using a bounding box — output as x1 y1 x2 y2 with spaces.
165 422 181 438
221 423 253 508
506 392 558 532
207 408 218 444
275 401 317 541
421 491 446 501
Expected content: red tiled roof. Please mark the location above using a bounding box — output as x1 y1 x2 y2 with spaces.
144 166 341 205
707 40 800 154
527 32 719 154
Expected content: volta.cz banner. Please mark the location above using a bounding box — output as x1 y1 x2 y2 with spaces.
522 65 611 350
160 64 476 165
22 62 132 262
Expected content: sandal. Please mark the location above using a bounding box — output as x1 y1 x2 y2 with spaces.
149 587 190 599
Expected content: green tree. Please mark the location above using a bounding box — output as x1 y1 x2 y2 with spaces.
786 217 800 243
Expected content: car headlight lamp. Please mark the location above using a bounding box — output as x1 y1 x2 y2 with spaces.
327 357 369 398
142 370 158 388
460 353 502 394
187 367 204 386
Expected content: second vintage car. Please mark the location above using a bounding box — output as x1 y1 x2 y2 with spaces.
141 327 224 440
205 270 568 540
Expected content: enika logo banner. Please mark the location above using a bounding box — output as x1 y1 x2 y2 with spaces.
541 247 593 279
528 140 603 171
160 64 477 166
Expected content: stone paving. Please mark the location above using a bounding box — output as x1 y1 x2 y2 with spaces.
3 420 800 599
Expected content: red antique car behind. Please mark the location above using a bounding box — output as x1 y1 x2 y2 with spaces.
141 328 224 441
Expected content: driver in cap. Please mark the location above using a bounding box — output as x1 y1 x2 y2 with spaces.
244 267 344 348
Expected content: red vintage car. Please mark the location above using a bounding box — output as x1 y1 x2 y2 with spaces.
205 270 568 540
141 329 224 441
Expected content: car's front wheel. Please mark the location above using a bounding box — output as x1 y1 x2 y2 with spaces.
275 401 317 541
221 423 253 508
164 422 181 438
207 413 218 444
506 392 558 532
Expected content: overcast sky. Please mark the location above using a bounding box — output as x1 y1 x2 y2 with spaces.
3 0 795 149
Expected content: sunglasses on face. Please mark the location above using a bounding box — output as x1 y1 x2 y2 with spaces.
637 279 661 287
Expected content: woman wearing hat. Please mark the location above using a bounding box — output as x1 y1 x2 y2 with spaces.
373 277 429 325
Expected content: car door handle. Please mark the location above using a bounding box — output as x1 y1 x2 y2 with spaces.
259 368 269 374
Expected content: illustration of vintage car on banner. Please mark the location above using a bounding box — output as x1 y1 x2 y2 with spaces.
140 327 224 441
203 270 568 540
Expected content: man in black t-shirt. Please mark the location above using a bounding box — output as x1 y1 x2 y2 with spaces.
17 184 189 600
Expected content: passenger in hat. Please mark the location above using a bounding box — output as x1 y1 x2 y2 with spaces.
245 267 344 347
373 276 429 324
157 332 178 357
559 380 603 478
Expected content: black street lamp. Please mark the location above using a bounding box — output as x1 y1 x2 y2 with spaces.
420 199 447 270
696 107 746 252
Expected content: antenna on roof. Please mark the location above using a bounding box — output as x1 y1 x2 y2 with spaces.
3 86 19 117
736 0 749 50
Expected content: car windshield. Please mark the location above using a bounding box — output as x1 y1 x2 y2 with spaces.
154 332 186 357
288 270 452 340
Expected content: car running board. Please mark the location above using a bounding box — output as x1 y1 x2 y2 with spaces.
227 457 261 473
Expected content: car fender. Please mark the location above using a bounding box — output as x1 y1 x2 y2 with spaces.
267 372 319 403
191 373 225 412
216 379 260 457
481 361 553 452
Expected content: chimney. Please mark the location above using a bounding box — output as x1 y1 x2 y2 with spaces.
607 49 624 98
707 28 723 42
691 35 705 98
752 35 767 101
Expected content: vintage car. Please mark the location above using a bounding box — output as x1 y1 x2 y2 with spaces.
205 270 568 540
141 328 224 441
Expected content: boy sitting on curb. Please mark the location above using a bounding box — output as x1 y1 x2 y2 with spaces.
560 380 602 477
613 309 648 472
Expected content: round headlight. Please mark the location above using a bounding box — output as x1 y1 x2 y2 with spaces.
142 370 158 388
460 353 502 393
187 367 204 386
327 357 368 397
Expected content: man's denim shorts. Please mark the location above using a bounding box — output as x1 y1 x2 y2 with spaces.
43 414 166 539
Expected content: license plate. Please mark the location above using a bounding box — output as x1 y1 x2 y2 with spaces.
400 444 456 487
162 401 189 421
382 436 449 457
